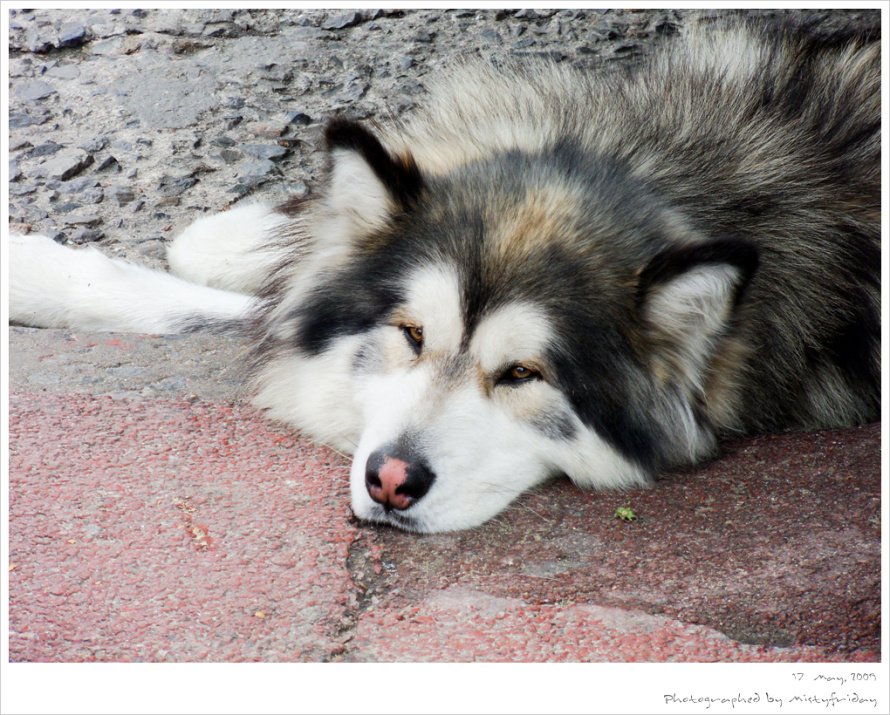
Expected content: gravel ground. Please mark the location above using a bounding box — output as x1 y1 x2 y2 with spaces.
5 6 884 710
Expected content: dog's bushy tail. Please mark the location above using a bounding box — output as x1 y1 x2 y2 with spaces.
9 233 255 335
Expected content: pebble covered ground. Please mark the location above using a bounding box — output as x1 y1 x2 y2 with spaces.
9 393 357 662
5 4 883 683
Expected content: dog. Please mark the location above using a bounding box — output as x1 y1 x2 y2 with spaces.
9 17 881 532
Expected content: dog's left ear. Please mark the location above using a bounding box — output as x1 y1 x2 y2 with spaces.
636 237 759 389
324 118 424 236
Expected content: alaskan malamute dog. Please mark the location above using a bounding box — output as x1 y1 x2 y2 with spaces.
10 18 880 532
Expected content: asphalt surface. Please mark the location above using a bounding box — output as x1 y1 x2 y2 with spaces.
3 7 886 713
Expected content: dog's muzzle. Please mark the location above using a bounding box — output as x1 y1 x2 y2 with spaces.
364 447 436 511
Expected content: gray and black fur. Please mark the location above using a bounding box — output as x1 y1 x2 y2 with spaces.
252 15 880 481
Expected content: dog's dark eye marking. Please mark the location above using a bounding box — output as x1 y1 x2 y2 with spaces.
402 325 423 353
497 364 541 386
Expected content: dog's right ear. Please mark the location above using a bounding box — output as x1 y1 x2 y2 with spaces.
636 237 759 395
324 118 424 237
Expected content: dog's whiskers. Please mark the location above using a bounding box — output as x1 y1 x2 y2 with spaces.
299 433 356 461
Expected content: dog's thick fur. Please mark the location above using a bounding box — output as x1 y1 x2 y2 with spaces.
10 18 880 532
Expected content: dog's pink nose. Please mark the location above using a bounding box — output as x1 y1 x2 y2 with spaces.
365 449 435 511
367 455 412 510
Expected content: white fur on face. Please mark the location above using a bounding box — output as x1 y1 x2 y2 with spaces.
349 365 559 532
397 263 464 353
348 363 647 532
470 301 553 375
252 337 366 454
341 270 647 532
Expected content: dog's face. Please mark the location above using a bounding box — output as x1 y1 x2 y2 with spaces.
255 121 757 532
345 263 650 531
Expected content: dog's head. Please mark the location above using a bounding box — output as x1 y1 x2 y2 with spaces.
255 120 758 532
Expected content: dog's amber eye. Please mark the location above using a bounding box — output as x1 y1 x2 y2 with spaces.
402 325 423 351
499 364 540 385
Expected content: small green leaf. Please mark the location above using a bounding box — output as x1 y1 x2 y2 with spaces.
614 506 638 521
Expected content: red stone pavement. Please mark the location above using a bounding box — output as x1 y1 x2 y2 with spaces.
6 391 881 664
